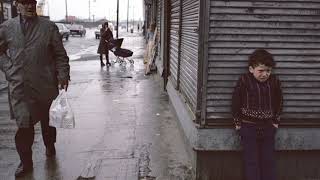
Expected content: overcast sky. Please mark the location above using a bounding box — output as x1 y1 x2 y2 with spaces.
46 0 143 21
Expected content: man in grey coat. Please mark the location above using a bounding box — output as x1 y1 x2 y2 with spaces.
0 0 70 177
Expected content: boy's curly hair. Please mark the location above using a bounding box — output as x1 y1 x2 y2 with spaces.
248 49 276 68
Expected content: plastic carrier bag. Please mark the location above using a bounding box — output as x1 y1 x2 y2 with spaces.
49 90 75 128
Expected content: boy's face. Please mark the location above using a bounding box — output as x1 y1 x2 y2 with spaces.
249 64 272 82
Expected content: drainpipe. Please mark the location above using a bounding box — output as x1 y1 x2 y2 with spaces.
176 0 182 90
197 0 210 127
162 0 169 90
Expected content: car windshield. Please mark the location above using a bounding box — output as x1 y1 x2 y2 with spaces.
56 23 64 30
70 25 83 29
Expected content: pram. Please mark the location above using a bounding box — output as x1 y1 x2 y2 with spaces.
108 38 134 64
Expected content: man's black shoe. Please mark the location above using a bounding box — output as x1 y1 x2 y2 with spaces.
107 63 112 66
46 145 56 157
15 162 33 177
100 62 106 66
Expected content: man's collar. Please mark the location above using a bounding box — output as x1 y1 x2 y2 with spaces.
19 14 38 22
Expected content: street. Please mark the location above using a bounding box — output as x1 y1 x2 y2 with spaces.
0 29 193 180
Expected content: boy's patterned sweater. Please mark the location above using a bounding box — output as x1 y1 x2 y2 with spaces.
232 73 283 126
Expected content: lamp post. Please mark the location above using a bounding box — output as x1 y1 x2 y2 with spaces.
47 0 50 18
127 0 129 32
89 0 96 22
132 5 134 33
116 0 119 38
65 0 68 23
88 0 91 22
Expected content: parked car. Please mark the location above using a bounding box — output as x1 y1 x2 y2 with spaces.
95 23 114 39
55 23 70 41
65 24 71 29
69 24 86 37
95 24 102 39
109 23 114 33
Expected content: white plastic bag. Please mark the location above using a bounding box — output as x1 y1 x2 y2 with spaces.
49 90 75 128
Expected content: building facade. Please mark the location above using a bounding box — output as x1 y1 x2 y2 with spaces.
145 0 320 179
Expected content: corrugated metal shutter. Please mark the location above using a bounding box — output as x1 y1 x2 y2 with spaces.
206 0 320 123
169 0 181 87
180 0 200 112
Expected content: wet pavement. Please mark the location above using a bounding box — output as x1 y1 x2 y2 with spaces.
0 31 193 180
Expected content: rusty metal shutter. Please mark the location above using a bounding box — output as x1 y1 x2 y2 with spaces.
206 0 320 124
180 0 200 112
169 0 181 87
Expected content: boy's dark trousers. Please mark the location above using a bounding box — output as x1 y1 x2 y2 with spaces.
239 122 277 180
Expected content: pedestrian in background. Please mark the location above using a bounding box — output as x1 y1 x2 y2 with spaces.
97 21 113 66
0 0 70 177
144 23 156 65
142 23 145 36
146 23 156 44
232 49 283 180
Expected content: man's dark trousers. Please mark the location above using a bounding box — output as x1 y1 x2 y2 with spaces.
239 122 277 180
15 102 56 166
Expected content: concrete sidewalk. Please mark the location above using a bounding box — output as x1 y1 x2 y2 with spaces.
0 32 193 180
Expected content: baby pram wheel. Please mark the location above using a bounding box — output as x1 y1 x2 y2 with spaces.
120 59 127 65
109 38 134 65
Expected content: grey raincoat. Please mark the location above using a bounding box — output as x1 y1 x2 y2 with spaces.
0 16 70 128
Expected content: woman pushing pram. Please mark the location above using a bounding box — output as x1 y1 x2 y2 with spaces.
97 22 113 66
97 21 134 66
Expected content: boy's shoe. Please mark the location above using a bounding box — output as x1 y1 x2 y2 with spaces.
15 162 33 177
107 62 112 66
100 62 106 66
46 144 56 157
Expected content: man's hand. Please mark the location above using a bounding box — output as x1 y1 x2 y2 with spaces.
235 125 241 130
59 80 69 91
272 123 279 128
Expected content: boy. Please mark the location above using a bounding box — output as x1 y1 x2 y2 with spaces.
232 49 283 180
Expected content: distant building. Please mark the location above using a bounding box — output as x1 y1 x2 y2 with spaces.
67 16 76 23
